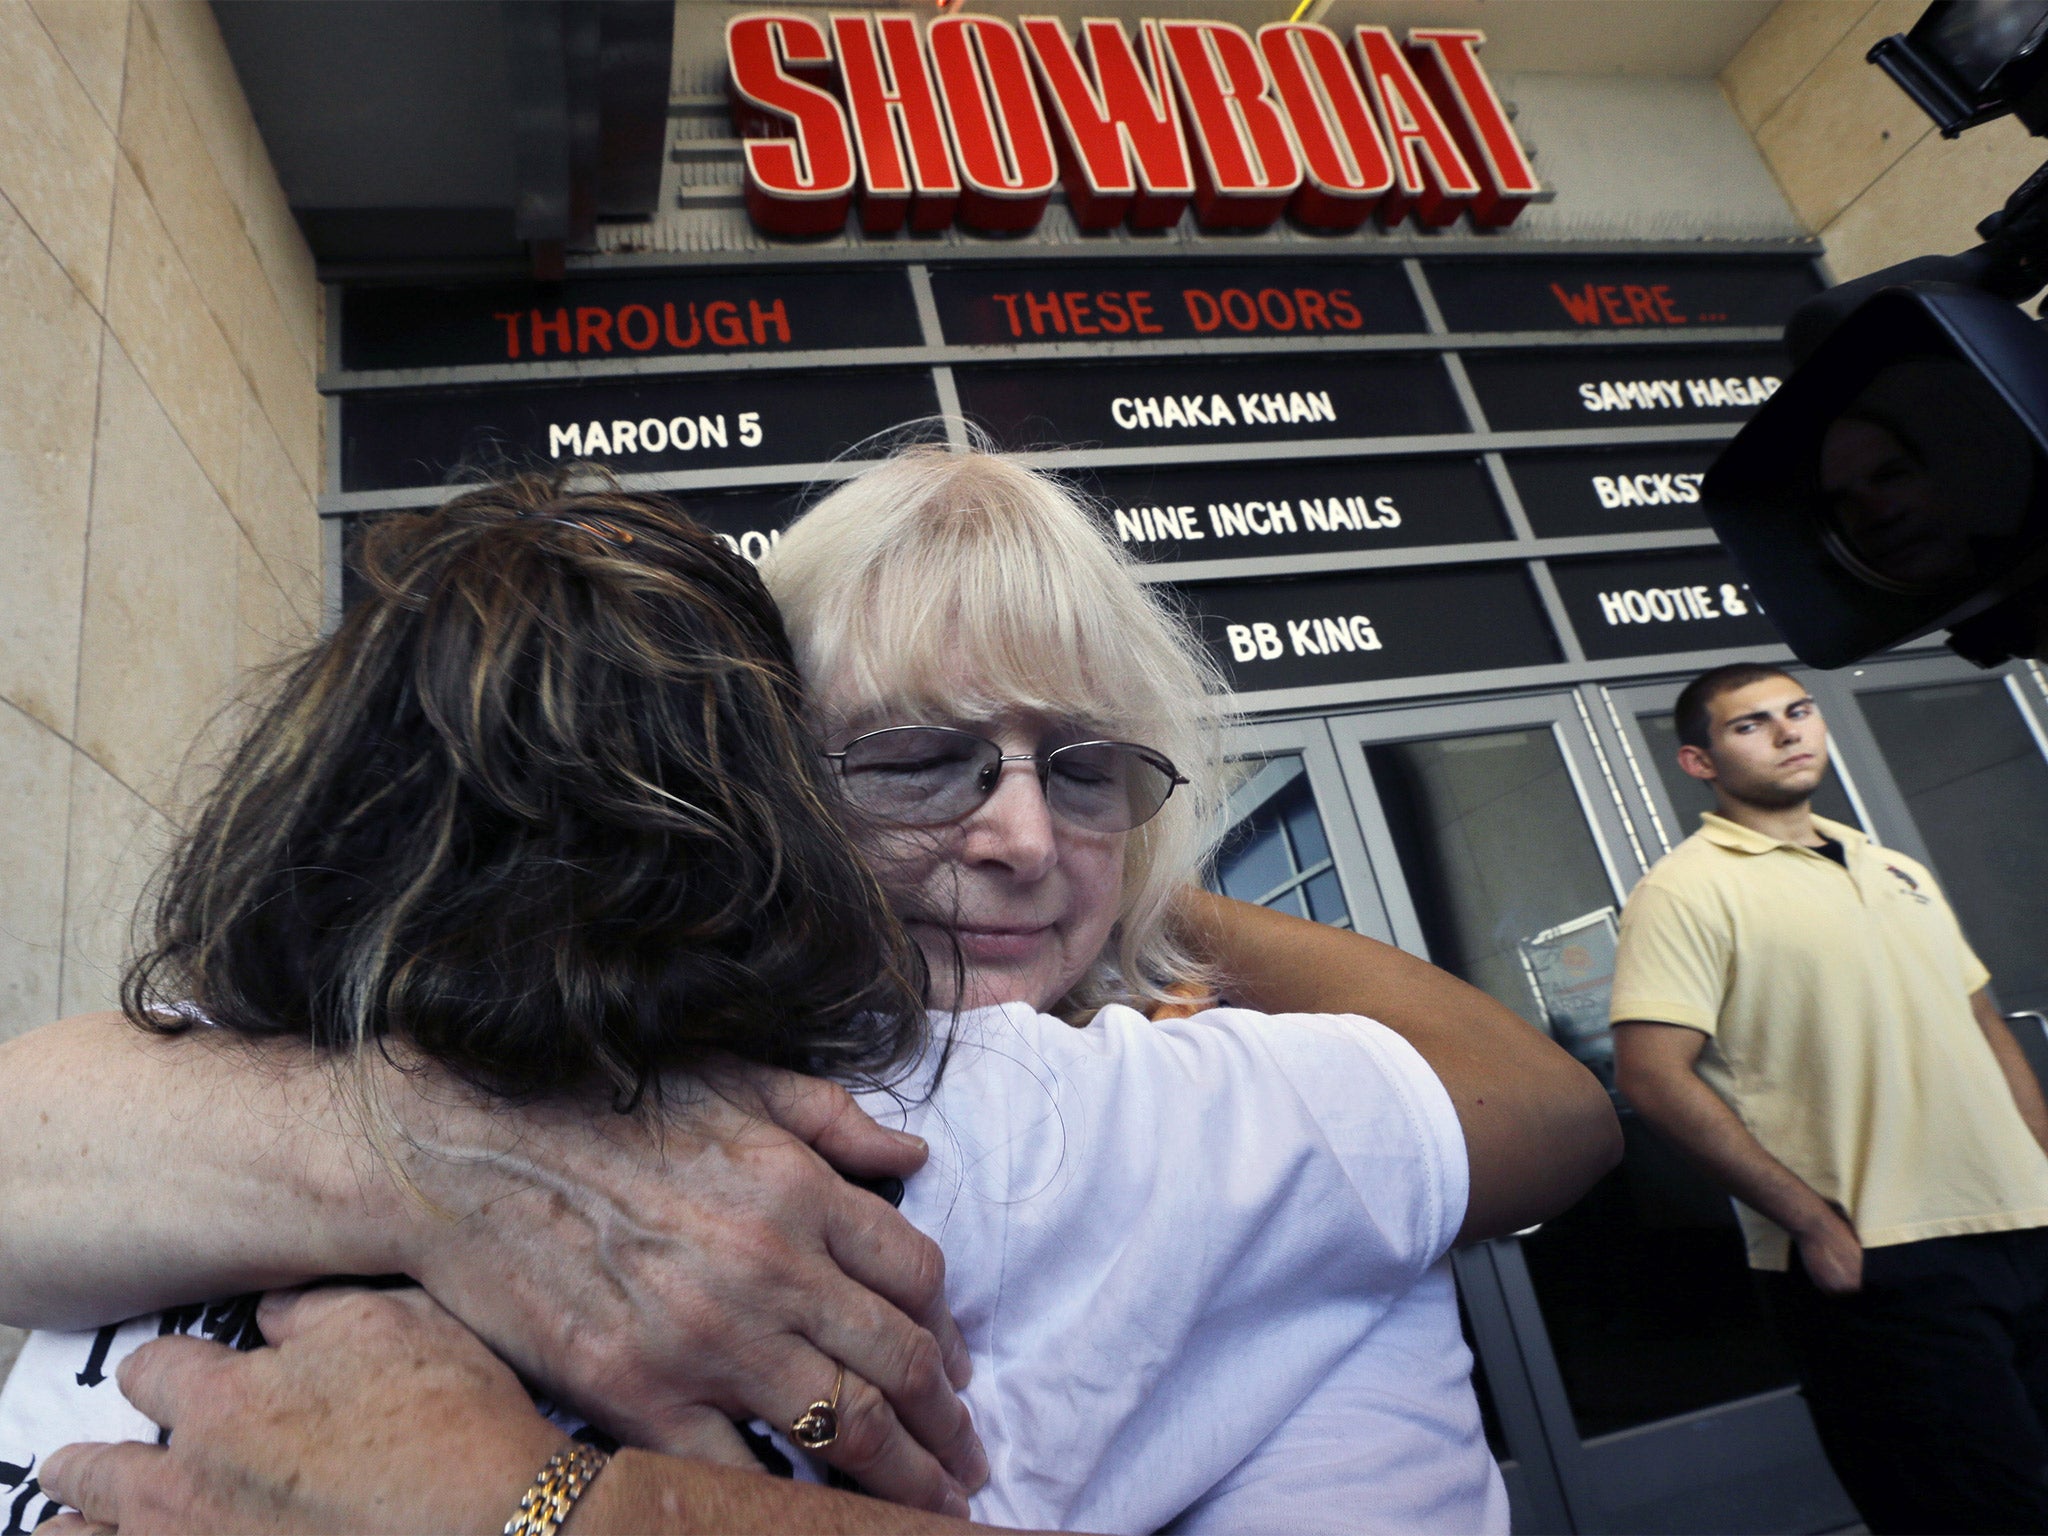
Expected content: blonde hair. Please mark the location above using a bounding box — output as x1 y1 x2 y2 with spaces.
761 447 1227 1018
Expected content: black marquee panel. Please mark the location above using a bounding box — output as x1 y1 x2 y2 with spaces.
339 483 821 614
1507 447 1720 539
1463 345 1791 434
1181 566 1561 692
1550 552 1780 661
1082 457 1507 564
1423 258 1820 335
670 484 817 556
341 370 942 491
954 355 1464 452
929 260 1424 345
341 269 925 370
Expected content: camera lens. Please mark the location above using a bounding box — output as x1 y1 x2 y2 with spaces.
1814 359 2035 593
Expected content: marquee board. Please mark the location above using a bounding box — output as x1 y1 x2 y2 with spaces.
332 248 1821 699
1461 345 1791 434
1421 258 1821 335
1549 552 1780 661
341 370 943 491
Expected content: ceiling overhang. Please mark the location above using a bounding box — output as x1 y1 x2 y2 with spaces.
214 0 674 276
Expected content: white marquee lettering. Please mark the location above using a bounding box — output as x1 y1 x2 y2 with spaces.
1597 584 1741 625
1271 612 1382 656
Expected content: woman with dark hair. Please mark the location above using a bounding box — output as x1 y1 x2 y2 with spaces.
1 472 985 1519
123 477 930 1104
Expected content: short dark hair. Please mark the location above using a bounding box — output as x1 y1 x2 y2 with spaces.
124 471 928 1109
1673 663 1798 751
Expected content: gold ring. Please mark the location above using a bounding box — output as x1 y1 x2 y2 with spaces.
790 1364 845 1451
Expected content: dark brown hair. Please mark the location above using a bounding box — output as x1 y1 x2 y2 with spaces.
123 471 928 1107
1674 662 1798 751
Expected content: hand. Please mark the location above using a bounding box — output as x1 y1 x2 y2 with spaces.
1794 1205 1864 1294
389 1061 984 1514
40 1287 570 1535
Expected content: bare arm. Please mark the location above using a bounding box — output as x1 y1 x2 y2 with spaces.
582 1451 1007 1534
40 1288 1033 1536
0 1015 408 1324
1971 988 2048 1158
1613 1020 1861 1293
0 1013 985 1511
1176 890 1622 1244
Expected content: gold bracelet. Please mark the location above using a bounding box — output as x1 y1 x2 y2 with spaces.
504 1443 611 1536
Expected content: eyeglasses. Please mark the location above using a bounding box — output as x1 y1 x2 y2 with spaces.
824 726 1188 833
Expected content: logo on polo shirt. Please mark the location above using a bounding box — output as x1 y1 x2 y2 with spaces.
1884 864 1931 904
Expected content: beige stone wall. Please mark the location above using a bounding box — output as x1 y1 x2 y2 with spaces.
1725 0 2048 277
0 0 324 1380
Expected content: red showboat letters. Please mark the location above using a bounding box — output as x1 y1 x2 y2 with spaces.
727 14 1542 238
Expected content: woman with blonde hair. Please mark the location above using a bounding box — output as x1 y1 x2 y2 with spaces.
762 445 1221 1021
5 452 1618 1535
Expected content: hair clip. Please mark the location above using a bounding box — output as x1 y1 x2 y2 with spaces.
518 509 635 547
558 516 635 546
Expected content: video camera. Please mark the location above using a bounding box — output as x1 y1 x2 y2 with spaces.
1706 0 2048 667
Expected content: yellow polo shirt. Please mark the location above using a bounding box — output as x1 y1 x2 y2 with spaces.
1610 813 2048 1270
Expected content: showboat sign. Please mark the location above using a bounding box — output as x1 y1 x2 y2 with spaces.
725 13 1546 238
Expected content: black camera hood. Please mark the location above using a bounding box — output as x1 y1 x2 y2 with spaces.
1704 283 2048 667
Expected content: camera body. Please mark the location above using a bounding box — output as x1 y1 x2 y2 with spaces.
1707 1 2048 667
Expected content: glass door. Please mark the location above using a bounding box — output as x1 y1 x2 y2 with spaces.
1209 716 1575 1532
1825 657 2048 1018
1212 717 1390 943
1322 695 1855 1535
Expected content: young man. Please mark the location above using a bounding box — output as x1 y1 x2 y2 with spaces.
1611 662 2048 1534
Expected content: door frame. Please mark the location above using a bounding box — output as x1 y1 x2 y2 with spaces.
1320 691 1645 1533
1216 715 1394 944
1214 712 1582 1530
1321 693 1647 963
1811 653 2048 876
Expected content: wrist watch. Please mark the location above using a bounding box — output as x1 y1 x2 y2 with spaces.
505 1443 611 1536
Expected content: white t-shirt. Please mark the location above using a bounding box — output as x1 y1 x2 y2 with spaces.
0 1003 1504 1534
